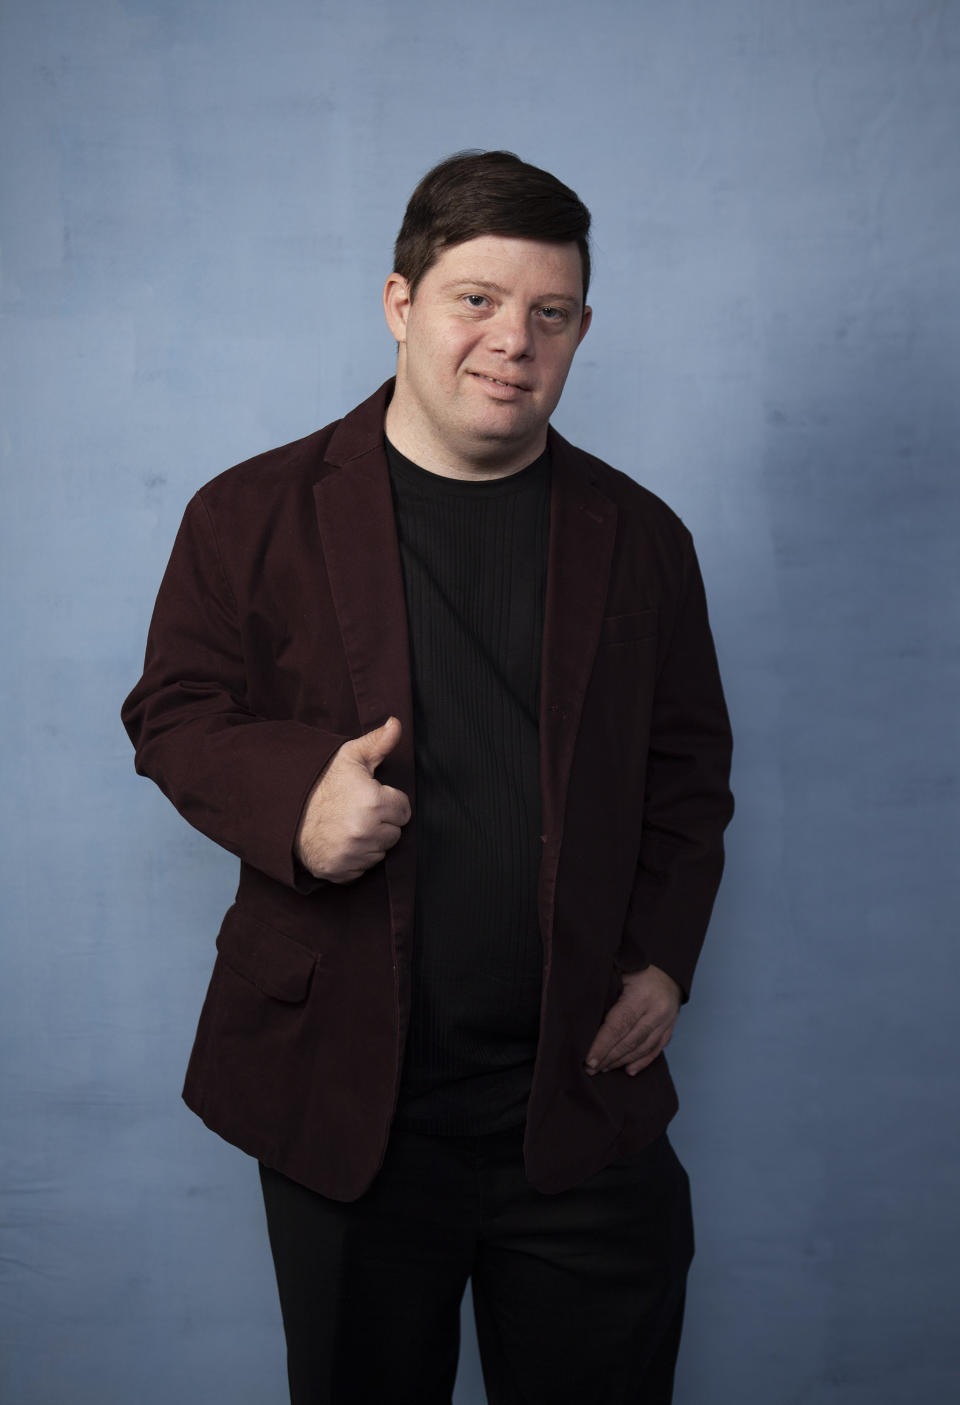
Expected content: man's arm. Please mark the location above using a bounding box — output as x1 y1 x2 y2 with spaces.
587 529 734 1073
122 492 409 888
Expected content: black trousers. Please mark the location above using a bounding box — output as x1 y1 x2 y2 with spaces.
259 1124 693 1405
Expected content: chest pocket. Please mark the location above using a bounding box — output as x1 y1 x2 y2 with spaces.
600 609 658 646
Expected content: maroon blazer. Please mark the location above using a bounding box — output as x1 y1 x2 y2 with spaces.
122 381 733 1201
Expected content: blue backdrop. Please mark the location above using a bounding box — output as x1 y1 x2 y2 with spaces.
2 2 958 1401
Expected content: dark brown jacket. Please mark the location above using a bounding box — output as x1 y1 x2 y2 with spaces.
122 381 733 1201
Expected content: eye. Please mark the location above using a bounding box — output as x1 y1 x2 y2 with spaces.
538 305 568 323
463 294 490 309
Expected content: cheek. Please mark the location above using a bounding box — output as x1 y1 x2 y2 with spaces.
540 355 574 400
424 330 467 370
555 348 580 385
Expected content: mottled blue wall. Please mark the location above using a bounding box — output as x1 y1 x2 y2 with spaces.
2 2 958 1401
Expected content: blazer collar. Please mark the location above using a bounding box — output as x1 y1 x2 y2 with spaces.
322 380 396 474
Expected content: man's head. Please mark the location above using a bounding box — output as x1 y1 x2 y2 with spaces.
384 152 593 479
393 150 591 309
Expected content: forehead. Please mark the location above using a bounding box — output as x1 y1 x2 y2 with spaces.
425 235 584 303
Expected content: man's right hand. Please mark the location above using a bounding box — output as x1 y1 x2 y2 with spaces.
294 717 411 883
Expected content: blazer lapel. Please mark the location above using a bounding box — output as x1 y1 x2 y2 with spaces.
313 381 417 976
313 381 416 814
313 384 411 724
539 430 618 933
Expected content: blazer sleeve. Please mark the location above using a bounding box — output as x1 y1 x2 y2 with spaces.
121 491 347 890
616 530 734 999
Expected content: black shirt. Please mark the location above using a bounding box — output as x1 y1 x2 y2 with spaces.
386 439 550 1134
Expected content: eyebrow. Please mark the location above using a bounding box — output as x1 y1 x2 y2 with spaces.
441 279 581 308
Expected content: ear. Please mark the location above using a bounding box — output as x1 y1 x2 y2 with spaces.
575 304 592 347
383 273 412 343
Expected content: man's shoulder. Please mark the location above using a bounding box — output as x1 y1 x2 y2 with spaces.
194 381 393 513
551 432 691 543
195 421 338 511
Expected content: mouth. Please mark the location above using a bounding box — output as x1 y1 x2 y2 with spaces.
469 372 530 392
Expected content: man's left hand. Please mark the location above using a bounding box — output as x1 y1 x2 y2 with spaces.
585 965 682 1077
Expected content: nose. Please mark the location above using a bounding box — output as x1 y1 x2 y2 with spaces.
490 305 535 360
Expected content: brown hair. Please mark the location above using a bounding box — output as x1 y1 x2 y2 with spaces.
393 150 592 305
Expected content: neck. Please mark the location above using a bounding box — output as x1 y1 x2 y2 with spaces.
384 394 545 482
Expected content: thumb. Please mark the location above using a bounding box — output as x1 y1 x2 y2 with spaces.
348 716 402 773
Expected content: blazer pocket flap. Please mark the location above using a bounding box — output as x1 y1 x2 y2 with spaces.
216 906 318 1003
601 609 658 645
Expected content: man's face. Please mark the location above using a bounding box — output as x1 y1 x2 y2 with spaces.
383 235 591 477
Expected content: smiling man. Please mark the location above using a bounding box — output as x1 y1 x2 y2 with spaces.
123 151 733 1405
383 233 590 474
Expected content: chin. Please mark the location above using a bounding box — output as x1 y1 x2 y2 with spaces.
468 410 538 443
469 428 534 456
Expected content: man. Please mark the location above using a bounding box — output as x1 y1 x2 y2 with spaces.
123 150 733 1405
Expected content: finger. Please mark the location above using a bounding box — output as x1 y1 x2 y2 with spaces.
346 717 403 774
599 1019 657 1067
586 998 656 1068
585 1015 629 1071
329 837 393 882
625 1035 671 1077
377 784 412 826
600 1027 664 1072
588 1005 675 1073
328 867 365 885
593 1035 654 1074
608 1019 674 1075
600 993 679 1064
376 822 404 851
586 1026 640 1072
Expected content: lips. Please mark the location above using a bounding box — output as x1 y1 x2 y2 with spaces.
469 372 530 392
